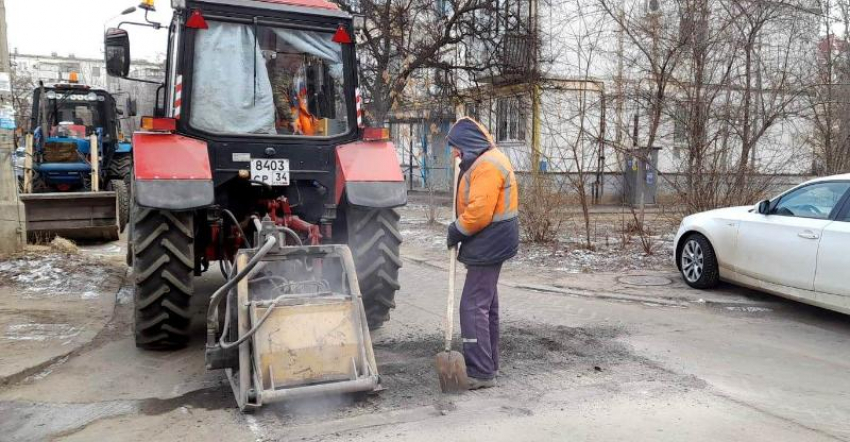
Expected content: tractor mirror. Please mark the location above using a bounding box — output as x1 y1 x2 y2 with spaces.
105 28 131 77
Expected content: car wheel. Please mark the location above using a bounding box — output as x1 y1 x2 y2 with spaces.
680 233 720 289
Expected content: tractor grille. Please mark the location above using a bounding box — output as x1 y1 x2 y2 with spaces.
43 141 82 163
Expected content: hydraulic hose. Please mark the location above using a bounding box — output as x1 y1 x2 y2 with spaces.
223 209 251 248
219 293 285 350
210 218 308 349
253 215 303 246
206 234 277 344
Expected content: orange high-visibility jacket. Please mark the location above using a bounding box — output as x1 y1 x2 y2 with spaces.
456 148 519 236
447 117 520 265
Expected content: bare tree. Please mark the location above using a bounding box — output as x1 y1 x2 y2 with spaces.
536 0 607 249
10 64 35 138
807 0 850 175
335 0 507 124
598 0 814 214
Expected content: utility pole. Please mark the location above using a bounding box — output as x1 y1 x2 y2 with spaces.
614 3 625 164
0 0 24 254
529 0 541 180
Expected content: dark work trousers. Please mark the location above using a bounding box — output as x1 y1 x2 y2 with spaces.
459 263 502 380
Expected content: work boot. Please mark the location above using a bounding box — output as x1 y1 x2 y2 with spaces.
467 377 496 390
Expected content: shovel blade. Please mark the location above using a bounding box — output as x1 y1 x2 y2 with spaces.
435 350 469 393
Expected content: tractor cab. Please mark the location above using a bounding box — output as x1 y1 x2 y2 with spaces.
19 81 134 241
29 83 124 190
188 17 353 138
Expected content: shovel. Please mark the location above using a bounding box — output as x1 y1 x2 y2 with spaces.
435 157 468 393
435 245 468 392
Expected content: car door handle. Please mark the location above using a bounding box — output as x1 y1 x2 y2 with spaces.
798 231 820 240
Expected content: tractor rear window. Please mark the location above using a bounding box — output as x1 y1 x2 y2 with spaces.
189 21 351 137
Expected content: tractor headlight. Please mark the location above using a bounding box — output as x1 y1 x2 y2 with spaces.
86 92 98 102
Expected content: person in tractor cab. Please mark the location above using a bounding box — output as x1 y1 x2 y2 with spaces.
446 117 519 390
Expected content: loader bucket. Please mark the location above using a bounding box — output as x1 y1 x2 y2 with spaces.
19 191 119 241
222 244 380 411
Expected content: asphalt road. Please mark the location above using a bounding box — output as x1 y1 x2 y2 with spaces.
1 246 849 441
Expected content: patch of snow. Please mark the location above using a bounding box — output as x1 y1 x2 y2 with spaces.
116 285 134 305
0 252 115 300
3 323 80 342
81 291 100 300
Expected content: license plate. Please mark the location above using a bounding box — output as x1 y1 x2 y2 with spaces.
250 158 290 186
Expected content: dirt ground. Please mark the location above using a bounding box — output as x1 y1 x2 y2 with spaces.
0 209 849 442
0 247 124 384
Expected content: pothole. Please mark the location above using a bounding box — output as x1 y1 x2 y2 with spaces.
254 323 654 425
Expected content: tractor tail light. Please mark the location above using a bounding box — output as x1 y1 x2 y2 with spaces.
362 127 390 141
141 117 177 132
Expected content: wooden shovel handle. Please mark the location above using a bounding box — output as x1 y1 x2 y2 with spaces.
445 246 457 351
445 156 460 352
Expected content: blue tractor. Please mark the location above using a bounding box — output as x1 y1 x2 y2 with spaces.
20 81 133 240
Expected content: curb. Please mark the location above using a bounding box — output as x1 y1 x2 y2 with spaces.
402 255 687 308
0 270 126 387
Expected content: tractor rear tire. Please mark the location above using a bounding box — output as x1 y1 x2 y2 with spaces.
343 206 402 329
131 203 195 349
107 180 130 233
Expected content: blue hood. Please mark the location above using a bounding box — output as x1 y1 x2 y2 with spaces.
446 117 495 170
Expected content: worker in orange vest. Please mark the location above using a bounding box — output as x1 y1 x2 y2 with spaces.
446 117 519 390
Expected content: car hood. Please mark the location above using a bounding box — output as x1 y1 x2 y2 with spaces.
684 205 753 223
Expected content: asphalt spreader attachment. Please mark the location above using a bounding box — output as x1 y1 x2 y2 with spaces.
205 217 380 412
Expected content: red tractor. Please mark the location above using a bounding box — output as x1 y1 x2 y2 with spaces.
105 0 405 355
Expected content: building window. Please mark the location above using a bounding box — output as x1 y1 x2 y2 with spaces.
465 102 480 120
496 97 526 142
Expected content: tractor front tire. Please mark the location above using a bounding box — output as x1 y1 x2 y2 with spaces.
107 180 130 233
108 152 133 183
343 206 402 329
132 203 195 349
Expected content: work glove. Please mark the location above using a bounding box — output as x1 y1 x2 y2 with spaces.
447 222 466 249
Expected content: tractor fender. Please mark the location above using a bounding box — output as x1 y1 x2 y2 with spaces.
335 140 407 208
133 132 214 210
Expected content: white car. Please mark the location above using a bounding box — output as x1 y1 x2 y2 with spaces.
674 174 850 315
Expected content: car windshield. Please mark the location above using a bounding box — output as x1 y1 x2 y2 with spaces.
189 21 351 137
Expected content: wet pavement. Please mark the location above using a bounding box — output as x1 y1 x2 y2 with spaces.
0 237 849 441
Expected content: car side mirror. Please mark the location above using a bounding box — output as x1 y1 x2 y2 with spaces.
757 200 771 215
104 28 131 77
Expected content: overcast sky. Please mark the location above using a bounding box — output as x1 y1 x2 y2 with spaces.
7 0 172 61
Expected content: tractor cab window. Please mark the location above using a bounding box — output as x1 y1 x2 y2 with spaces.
44 91 106 138
189 21 351 137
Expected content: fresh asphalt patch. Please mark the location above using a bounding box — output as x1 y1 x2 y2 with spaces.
248 322 701 429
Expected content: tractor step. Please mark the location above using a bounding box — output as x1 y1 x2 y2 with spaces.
20 191 119 241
